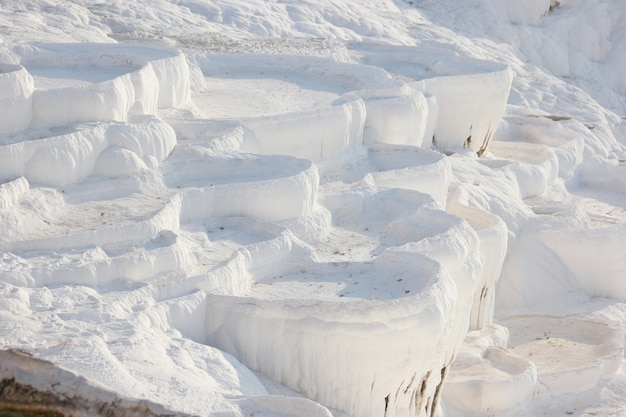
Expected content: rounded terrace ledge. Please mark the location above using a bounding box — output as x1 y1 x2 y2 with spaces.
200 191 482 417
14 43 190 128
444 346 537 415
502 314 624 396
0 64 34 134
204 252 459 417
367 144 451 208
193 53 430 160
0 117 176 186
353 44 513 155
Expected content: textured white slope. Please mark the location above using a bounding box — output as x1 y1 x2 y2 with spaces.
0 64 33 133
503 315 624 396
444 346 537 415
0 2 625 417
203 185 482 417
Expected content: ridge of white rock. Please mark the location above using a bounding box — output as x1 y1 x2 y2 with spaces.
444 345 537 415
203 185 482 417
12 43 190 129
0 64 33 134
446 198 508 330
0 118 177 186
0 43 500 417
1 3 625 417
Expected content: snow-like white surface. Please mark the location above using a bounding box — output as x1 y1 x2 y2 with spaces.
444 345 537 415
1 1 625 417
0 64 33 134
17 43 190 128
0 118 176 186
503 315 623 396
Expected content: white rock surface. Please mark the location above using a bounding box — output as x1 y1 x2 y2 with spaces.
1 2 626 417
0 64 33 133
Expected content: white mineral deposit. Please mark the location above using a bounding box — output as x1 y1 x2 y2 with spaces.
1 1 625 416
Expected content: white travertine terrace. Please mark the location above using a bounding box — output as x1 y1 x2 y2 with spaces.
0 64 34 134
0 30 624 417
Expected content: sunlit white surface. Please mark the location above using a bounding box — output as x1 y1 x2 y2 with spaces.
1 1 625 417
